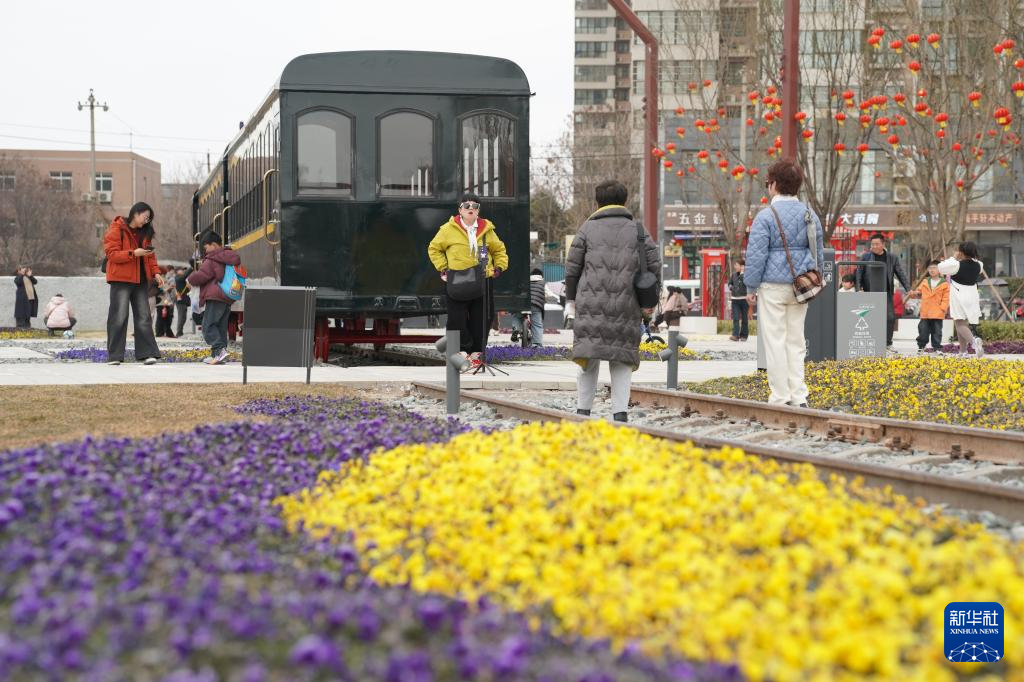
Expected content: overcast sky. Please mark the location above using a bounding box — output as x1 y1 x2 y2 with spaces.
1 0 573 181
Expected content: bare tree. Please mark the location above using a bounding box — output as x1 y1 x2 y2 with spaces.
863 0 1024 259
157 160 205 263
759 0 892 241
0 154 93 275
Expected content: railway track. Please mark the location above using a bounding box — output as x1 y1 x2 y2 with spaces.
328 346 443 367
411 381 1024 523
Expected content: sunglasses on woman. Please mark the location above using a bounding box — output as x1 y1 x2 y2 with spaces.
460 202 481 210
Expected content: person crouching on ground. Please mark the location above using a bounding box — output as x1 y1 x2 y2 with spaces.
187 232 241 365
103 202 163 365
565 179 660 423
43 293 76 336
910 260 949 352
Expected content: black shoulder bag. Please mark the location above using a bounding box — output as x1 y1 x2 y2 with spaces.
633 223 660 308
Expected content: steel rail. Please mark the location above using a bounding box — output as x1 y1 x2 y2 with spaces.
628 387 1024 466
411 382 1024 523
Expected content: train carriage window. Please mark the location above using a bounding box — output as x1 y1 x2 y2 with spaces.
461 112 515 197
297 109 353 195
378 111 435 197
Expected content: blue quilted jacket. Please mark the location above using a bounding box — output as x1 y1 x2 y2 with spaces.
743 199 825 290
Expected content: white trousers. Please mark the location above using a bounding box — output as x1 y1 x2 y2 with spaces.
577 360 632 414
757 283 809 405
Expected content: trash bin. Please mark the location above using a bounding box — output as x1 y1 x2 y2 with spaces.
835 261 886 360
241 286 317 384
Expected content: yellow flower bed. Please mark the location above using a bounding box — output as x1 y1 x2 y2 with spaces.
691 357 1024 431
277 421 1024 681
639 340 701 359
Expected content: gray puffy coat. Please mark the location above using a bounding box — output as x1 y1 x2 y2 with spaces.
564 206 660 367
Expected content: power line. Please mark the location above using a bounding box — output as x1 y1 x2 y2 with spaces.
0 133 208 156
0 121 224 143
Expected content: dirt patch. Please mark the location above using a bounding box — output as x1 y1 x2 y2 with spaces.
0 383 410 450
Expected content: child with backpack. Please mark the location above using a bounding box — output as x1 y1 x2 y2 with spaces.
910 259 950 352
186 232 244 365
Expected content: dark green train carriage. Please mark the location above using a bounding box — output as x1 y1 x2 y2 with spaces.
192 50 531 357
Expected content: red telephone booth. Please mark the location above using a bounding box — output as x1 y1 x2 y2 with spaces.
699 248 728 318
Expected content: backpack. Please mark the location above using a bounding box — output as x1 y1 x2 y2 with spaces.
219 263 247 301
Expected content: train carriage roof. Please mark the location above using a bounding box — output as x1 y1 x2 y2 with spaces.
279 50 530 96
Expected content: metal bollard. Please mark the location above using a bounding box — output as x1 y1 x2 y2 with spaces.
436 330 468 415
657 329 687 390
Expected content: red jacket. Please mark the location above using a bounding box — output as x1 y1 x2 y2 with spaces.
103 216 159 284
187 247 242 305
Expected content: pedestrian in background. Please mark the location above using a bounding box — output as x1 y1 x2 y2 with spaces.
103 202 162 365
856 233 910 351
527 267 546 347
838 273 856 292
937 241 985 357
743 160 824 408
187 232 241 365
565 180 660 423
13 265 38 328
174 266 192 337
728 259 748 341
911 260 949 352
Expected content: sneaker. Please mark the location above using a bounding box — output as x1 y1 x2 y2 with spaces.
213 349 230 364
973 338 985 358
728 336 739 341
202 356 220 365
106 360 121 366
143 357 158 365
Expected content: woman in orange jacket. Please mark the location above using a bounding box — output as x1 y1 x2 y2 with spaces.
103 202 163 365
911 259 950 352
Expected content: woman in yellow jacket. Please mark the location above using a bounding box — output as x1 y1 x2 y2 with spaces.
427 193 508 369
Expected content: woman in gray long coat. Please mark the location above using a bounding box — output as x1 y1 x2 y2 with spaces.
564 180 660 423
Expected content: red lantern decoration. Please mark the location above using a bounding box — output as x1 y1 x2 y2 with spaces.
871 27 885 37
748 90 760 102
994 44 1004 56
675 106 685 115
697 150 709 163
835 111 847 125
952 142 962 151
666 142 676 153
664 160 674 170
876 116 891 133
794 111 807 123
676 169 684 177
760 196 769 204
956 179 965 191
801 129 814 142
867 35 881 48
1014 58 1024 69
859 114 872 128
926 33 940 48
934 112 949 128
746 117 754 126
703 79 713 88
687 82 698 91
857 143 870 156
914 102 928 115
908 60 921 75
995 106 1012 128
687 166 696 174
749 167 759 176
1013 82 1024 98
718 158 729 172
936 129 946 139
917 88 928 98
766 85 777 95
968 91 982 108
1003 39 1016 53
676 126 686 137
890 39 903 53
834 142 846 156
887 134 900 148
906 33 921 48
842 89 855 106
731 165 746 180
695 119 706 130
893 92 907 106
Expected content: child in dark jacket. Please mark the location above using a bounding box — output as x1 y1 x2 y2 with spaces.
186 232 241 364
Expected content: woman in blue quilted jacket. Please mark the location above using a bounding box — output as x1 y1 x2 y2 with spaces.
743 160 824 407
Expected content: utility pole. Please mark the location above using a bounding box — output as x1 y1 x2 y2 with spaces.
77 89 109 202
781 0 800 160
607 0 659 241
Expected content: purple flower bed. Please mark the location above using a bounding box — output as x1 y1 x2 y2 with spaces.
0 396 740 681
938 340 1024 354
485 345 572 363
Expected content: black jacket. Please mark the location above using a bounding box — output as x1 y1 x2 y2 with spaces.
529 275 546 312
728 271 747 298
14 274 39 319
856 250 909 294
